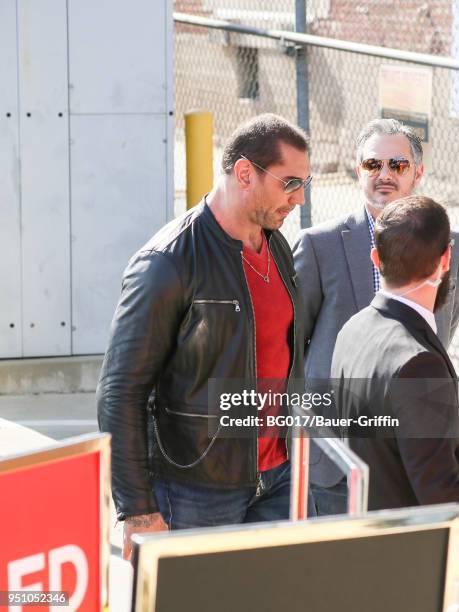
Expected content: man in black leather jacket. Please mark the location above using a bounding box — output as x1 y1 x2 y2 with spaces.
97 113 310 559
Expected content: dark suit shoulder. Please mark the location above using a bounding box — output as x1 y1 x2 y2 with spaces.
398 350 451 379
335 303 380 339
339 303 423 348
333 303 431 377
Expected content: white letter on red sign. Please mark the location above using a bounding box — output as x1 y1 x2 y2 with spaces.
49 545 88 611
7 553 45 612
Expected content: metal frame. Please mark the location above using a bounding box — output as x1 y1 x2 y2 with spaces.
133 504 459 612
314 436 369 515
0 432 111 612
443 513 459 611
173 12 459 70
290 429 309 520
290 430 369 519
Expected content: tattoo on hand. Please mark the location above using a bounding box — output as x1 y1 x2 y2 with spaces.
126 514 154 527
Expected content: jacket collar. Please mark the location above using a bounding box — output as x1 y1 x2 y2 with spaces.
343 205 368 231
371 293 456 375
372 292 433 333
200 197 273 251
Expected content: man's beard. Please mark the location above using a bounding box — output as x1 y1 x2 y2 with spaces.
367 177 417 211
434 270 451 312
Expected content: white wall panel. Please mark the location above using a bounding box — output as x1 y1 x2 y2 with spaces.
165 0 175 223
1 0 171 358
68 0 167 114
18 0 71 356
0 0 22 357
70 115 168 354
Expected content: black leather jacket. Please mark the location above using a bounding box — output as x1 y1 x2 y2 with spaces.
97 201 305 519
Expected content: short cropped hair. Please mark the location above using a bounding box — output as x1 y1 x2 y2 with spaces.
221 113 310 174
374 195 450 287
356 118 423 167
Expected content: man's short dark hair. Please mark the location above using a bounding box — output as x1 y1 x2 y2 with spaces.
375 195 450 287
221 113 310 174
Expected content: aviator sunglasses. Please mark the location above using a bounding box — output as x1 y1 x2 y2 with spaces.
360 156 411 176
240 155 313 193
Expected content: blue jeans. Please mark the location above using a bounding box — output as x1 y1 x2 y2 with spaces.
310 478 348 516
154 461 311 530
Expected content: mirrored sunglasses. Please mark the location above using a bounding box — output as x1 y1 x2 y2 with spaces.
360 157 411 176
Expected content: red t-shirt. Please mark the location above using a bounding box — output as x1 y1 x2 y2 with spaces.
242 233 293 471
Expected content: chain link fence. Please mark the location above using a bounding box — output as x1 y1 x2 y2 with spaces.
174 0 459 361
174 0 300 235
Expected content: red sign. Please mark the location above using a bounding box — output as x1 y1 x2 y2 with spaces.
0 436 109 611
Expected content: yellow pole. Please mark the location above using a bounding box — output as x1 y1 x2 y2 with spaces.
185 110 213 209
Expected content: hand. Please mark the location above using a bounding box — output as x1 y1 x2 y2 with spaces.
123 512 168 561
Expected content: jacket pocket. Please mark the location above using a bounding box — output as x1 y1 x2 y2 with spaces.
153 411 221 469
193 299 241 312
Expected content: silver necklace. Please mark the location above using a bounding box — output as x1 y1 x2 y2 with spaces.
241 246 271 283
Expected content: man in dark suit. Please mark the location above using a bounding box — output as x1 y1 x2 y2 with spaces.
293 118 459 515
331 195 459 510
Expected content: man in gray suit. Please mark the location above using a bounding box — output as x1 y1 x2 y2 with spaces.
292 118 459 515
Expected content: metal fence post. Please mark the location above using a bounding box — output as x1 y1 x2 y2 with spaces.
295 0 312 229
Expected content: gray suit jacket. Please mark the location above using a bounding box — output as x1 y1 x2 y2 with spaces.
292 206 459 487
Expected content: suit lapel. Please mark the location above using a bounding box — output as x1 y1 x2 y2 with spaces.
341 207 374 311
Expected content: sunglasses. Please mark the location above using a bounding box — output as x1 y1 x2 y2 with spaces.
240 155 312 194
360 157 411 176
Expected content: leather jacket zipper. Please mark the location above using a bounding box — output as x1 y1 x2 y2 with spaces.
240 253 260 485
194 299 241 312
